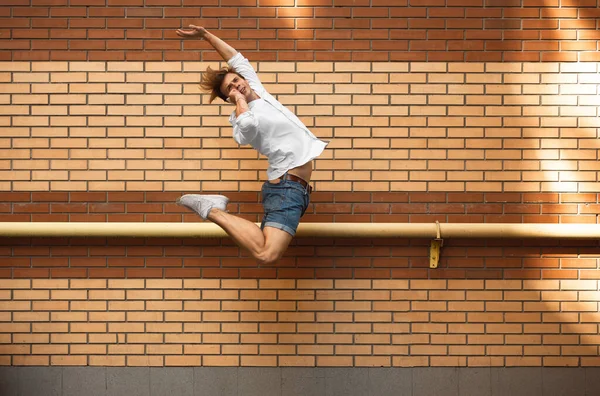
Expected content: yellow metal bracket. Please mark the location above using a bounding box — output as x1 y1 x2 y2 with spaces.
430 221 444 269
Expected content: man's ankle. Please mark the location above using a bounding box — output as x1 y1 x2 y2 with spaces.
206 207 221 220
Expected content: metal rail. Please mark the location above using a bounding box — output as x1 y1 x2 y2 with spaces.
0 222 598 239
2 222 597 269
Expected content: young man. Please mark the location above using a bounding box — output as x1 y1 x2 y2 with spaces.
175 25 328 265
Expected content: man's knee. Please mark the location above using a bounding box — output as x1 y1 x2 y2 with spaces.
256 249 282 265
256 227 293 265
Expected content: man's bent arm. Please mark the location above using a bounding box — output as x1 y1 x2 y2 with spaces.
231 95 258 145
235 96 249 117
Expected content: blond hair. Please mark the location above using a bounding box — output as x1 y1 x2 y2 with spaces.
199 66 244 103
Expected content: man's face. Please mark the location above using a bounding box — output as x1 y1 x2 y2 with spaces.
220 73 251 102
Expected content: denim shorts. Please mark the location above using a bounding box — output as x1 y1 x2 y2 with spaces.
260 175 311 237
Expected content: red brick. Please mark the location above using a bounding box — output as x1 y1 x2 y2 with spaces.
32 39 69 50
332 192 368 203
165 268 202 278
51 268 87 278
51 8 87 17
297 0 332 4
148 0 183 4
1 40 30 50
106 18 143 28
126 28 162 38
126 51 162 60
32 257 68 267
0 258 30 267
68 18 106 28
70 214 108 222
14 246 50 256
429 8 465 18
1 192 31 202
107 214 145 222
11 51 50 61
69 192 106 202
14 268 50 278
50 204 87 213
447 40 484 51
13 204 49 214
447 0 482 4
108 258 145 267
563 194 597 204
183 258 221 267
12 29 49 38
486 41 523 51
32 215 69 222
89 29 125 39
90 246 125 256
504 52 540 62
561 41 597 51
89 268 125 278
70 0 105 4
408 19 445 29
365 40 406 52
127 268 163 278
542 51 577 61
0 18 31 28
31 192 68 202
504 270 542 279
390 8 426 18
504 31 541 40
147 258 183 267
542 270 578 279
71 258 107 267
50 246 88 256
486 0 520 5
48 50 86 60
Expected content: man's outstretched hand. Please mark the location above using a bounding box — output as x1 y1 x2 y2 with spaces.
176 25 208 39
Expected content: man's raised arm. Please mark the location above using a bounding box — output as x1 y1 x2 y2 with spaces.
177 23 264 95
176 25 237 61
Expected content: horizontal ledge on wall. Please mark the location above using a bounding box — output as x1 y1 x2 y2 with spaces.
0 222 599 239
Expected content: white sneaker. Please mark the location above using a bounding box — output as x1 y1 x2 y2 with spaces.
176 194 229 220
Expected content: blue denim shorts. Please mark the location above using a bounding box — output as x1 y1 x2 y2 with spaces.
260 174 311 237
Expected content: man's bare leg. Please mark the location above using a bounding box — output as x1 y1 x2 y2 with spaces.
208 208 292 264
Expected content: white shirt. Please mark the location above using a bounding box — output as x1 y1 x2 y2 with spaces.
227 52 329 180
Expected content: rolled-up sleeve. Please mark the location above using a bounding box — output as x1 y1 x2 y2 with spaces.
230 111 259 146
227 52 265 95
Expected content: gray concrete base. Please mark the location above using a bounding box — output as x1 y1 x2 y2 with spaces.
0 367 599 396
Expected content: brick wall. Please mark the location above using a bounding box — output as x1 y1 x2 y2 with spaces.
1 1 600 368
2 0 600 62
1 61 599 193
2 279 600 367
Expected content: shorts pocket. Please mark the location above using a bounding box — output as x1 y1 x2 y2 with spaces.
262 185 285 213
301 192 310 216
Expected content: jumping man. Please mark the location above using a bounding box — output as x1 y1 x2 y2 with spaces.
175 25 329 265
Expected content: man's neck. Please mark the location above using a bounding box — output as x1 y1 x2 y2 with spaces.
247 90 261 103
